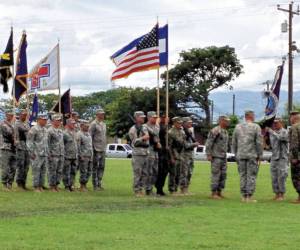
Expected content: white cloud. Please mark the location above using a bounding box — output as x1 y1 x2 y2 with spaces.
0 0 299 100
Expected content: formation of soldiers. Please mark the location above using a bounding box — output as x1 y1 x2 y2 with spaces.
0 108 107 192
2 105 300 203
130 109 300 203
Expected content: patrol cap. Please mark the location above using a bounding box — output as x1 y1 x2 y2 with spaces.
172 116 183 123
72 111 79 116
219 115 230 121
274 117 283 123
134 111 146 118
52 114 62 121
66 118 76 124
182 117 193 123
96 109 105 115
290 110 300 116
245 109 254 116
37 113 48 120
147 111 158 118
79 119 89 125
5 108 14 115
17 109 28 115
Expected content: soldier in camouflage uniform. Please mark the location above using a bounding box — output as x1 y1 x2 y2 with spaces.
232 110 263 202
47 114 64 192
72 111 81 133
182 117 199 194
14 109 30 190
289 111 300 203
89 109 107 191
266 118 288 201
0 109 16 191
27 114 49 192
128 111 150 197
205 115 230 199
168 117 186 195
63 118 78 192
77 120 93 192
145 111 161 195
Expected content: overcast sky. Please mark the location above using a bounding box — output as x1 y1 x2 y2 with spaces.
1 0 300 99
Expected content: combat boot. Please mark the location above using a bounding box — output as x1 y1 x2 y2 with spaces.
34 187 41 193
80 184 87 192
273 193 279 201
247 195 257 203
217 191 225 199
135 191 144 197
50 186 57 192
211 192 221 199
277 193 284 201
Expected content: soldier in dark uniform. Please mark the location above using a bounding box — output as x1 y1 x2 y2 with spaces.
155 114 169 196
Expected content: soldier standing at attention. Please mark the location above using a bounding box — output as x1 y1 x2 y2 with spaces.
128 111 150 197
205 115 230 199
155 114 169 196
47 114 64 192
89 109 107 191
145 111 161 195
289 111 300 203
63 118 78 192
232 110 263 202
14 109 30 190
182 117 199 194
0 109 16 191
168 117 186 195
77 120 93 192
266 118 288 201
27 114 48 192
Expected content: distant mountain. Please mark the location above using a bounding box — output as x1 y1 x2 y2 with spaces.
209 90 296 120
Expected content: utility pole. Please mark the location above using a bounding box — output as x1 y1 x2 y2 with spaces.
277 2 300 114
211 100 214 125
232 94 235 116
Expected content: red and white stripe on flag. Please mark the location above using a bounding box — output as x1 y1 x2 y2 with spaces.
111 47 159 81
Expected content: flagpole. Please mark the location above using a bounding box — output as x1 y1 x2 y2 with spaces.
57 40 61 115
11 26 16 114
166 64 169 146
156 17 160 117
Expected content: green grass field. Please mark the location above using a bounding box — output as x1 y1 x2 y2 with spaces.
0 160 300 250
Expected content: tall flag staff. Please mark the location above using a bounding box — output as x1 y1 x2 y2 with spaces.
156 17 160 116
57 40 62 115
14 31 28 109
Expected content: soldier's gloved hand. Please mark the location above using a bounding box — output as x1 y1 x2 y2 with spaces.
31 154 36 160
257 158 261 166
194 142 200 147
156 142 162 149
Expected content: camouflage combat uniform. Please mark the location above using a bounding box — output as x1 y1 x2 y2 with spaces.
27 124 48 188
205 125 229 193
77 130 93 185
63 129 78 188
269 128 289 195
128 124 149 193
0 121 16 188
47 126 64 187
232 121 263 198
183 127 197 187
145 122 160 192
89 119 107 189
168 127 186 192
14 119 30 187
289 122 300 195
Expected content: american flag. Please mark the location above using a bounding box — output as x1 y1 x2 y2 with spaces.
111 25 159 81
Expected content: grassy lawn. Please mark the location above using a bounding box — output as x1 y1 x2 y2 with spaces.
0 159 300 250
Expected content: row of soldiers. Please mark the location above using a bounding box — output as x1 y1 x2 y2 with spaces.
0 108 107 192
129 111 199 197
129 109 300 203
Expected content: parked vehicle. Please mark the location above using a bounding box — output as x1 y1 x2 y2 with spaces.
194 145 236 162
106 144 132 158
